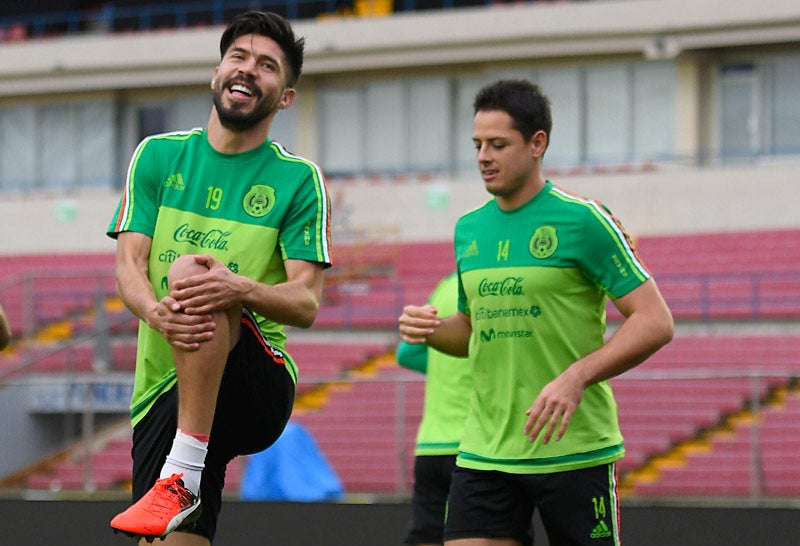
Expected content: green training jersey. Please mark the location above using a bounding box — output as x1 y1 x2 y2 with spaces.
454 181 648 474
107 128 332 426
402 273 472 456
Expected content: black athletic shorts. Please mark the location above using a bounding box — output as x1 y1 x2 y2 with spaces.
130 309 296 541
404 454 457 545
444 463 620 546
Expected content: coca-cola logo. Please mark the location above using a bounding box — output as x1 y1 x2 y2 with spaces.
478 277 525 297
173 223 230 251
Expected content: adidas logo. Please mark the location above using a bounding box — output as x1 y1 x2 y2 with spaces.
163 173 185 190
464 240 479 258
590 521 612 539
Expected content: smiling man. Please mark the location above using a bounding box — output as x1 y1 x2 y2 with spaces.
107 11 332 545
398 79 673 546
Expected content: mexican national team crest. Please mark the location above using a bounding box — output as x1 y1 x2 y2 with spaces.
243 184 276 218
530 225 558 259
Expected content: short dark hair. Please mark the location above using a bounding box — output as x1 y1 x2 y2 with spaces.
219 11 305 88
473 79 552 144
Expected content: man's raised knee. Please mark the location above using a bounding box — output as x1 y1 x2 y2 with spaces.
168 255 208 290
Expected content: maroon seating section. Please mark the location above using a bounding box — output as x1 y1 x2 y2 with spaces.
292 368 424 493
3 230 800 336
8 229 800 495
25 436 248 493
22 341 396 493
0 253 118 339
21 334 800 495
632 393 800 497
614 335 800 475
0 338 137 380
287 341 392 383
26 437 133 491
635 229 800 276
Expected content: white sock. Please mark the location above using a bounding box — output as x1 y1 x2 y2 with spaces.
159 429 208 495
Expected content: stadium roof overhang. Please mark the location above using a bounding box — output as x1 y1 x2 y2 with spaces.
0 0 799 97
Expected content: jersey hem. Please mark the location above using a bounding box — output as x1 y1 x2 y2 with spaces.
456 443 625 474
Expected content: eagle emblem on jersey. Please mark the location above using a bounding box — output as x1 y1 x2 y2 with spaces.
243 185 276 218
530 226 558 259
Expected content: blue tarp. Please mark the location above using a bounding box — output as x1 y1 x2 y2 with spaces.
239 421 344 502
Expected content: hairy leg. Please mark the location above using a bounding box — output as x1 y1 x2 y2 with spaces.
168 255 241 435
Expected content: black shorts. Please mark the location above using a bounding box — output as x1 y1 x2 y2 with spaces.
130 310 295 541
444 463 620 546
404 454 457 545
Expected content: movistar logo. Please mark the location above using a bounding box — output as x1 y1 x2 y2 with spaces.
173 223 230 251
479 328 533 342
478 277 524 297
590 521 612 539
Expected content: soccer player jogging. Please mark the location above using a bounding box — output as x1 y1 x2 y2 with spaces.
396 272 475 546
107 11 332 545
398 79 674 546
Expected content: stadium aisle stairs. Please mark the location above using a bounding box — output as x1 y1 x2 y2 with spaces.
291 350 423 495
614 334 800 480
624 383 800 497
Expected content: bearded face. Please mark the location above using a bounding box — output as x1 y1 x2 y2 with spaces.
212 74 282 132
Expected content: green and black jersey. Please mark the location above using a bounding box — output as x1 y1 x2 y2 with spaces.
108 128 332 426
454 181 648 474
397 273 472 456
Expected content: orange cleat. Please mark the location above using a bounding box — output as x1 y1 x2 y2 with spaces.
110 473 200 542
